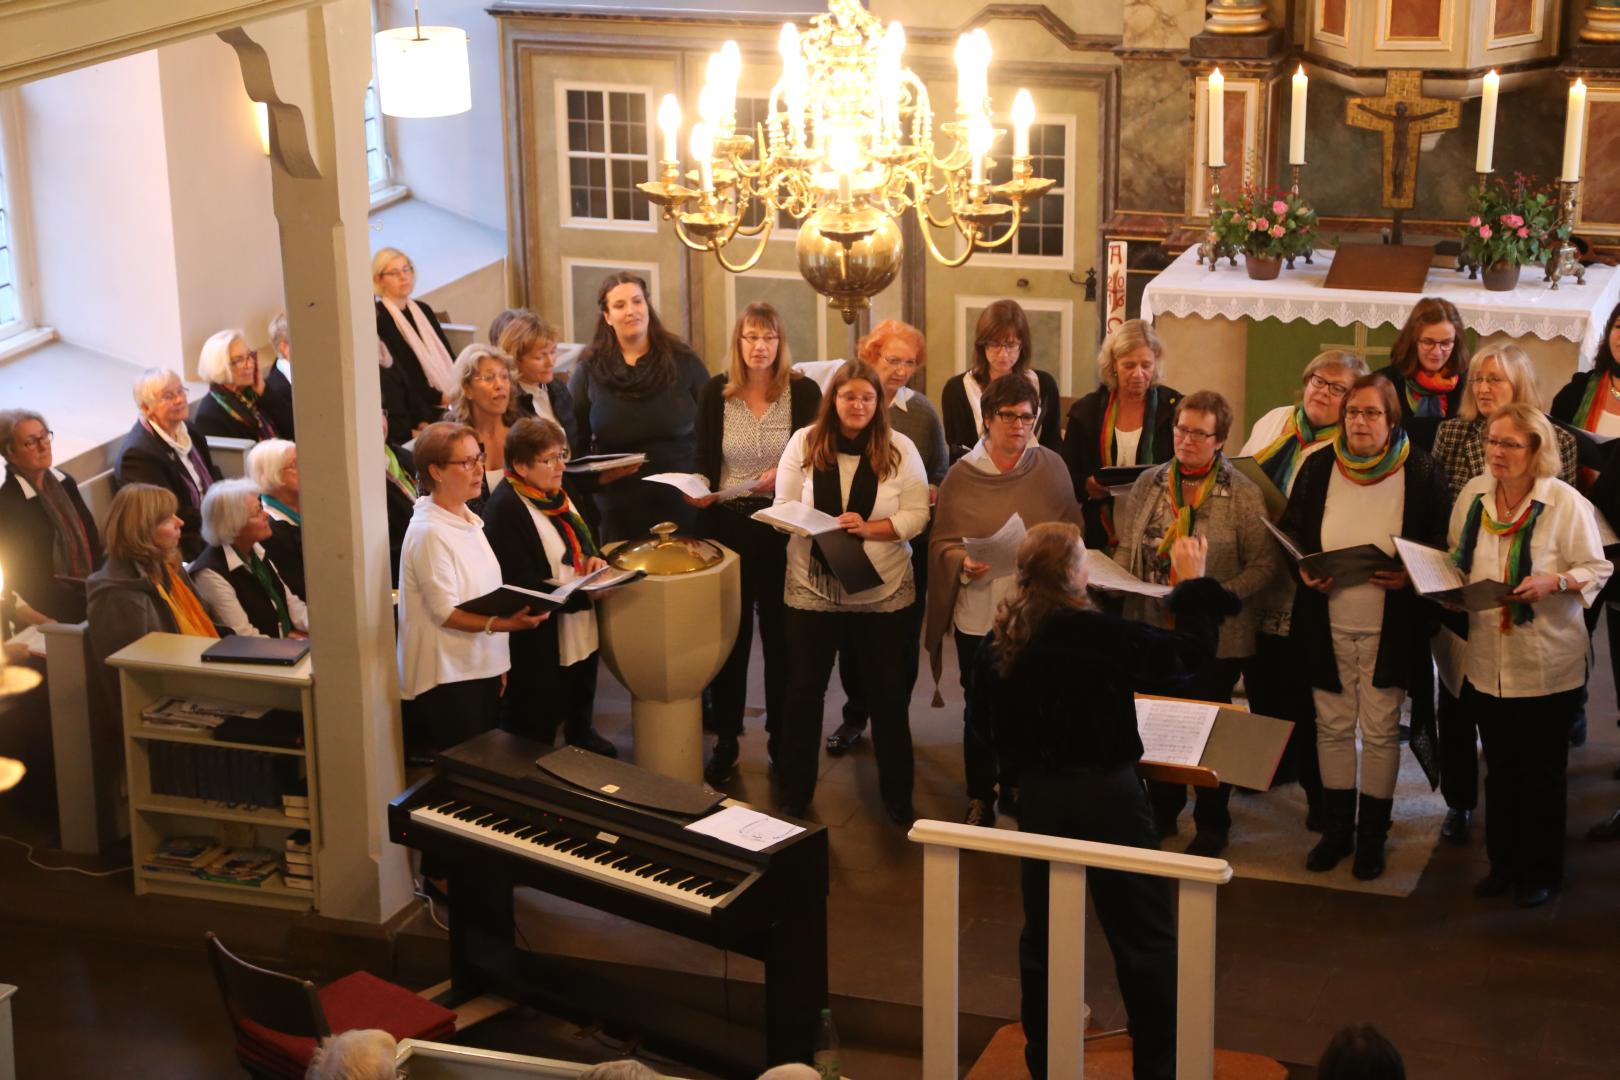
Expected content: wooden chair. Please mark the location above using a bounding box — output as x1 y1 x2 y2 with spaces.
205 932 456 1078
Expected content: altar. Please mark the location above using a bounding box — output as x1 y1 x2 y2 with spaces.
1141 246 1620 434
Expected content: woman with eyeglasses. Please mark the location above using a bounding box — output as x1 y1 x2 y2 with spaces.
1115 390 1282 856
1278 374 1449 879
0 410 104 626
1063 319 1183 555
116 368 223 561
192 329 281 443
1237 350 1368 833
690 303 821 783
497 311 581 456
1372 297 1471 452
190 478 309 639
374 247 454 444
826 320 949 757
483 417 617 757
574 271 709 541
446 344 523 514
1448 403 1610 907
940 300 1062 461
926 374 1085 827
398 422 548 753
770 361 930 824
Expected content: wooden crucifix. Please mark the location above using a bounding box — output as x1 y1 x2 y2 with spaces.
1346 70 1460 243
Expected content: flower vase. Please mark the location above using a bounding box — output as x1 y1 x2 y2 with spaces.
1245 254 1282 281
1481 260 1520 292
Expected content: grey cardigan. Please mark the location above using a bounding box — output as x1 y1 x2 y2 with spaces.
86 555 204 716
1115 457 1281 659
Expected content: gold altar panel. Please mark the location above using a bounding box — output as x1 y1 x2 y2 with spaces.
1492 0 1535 37
1576 92 1620 237
1380 0 1450 48
1319 0 1349 41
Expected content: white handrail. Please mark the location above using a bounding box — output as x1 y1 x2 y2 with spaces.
908 818 1231 1080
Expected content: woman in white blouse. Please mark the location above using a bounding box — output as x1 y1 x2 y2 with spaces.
1450 403 1612 908
190 478 309 639
770 361 930 824
482 418 617 757
398 422 547 752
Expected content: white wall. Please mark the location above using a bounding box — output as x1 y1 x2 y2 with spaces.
20 52 185 371
377 0 506 231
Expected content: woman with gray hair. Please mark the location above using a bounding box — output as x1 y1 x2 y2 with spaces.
190 478 308 638
192 328 282 442
247 439 304 600
1061 319 1183 555
306 1029 396 1080
0 409 104 625
114 367 222 560
262 310 296 437
449 343 524 513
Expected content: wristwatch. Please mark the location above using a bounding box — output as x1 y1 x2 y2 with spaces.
1556 574 1569 594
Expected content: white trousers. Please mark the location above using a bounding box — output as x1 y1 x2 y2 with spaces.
1312 627 1405 799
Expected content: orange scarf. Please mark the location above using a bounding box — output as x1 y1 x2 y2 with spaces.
152 566 219 639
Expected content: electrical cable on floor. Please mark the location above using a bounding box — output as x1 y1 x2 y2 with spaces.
0 834 131 877
412 878 450 932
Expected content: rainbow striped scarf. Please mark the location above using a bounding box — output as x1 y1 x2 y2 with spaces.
1331 426 1410 486
1255 404 1337 494
1571 370 1614 490
1154 457 1221 577
1452 491 1544 632
1404 369 1459 420
505 471 599 568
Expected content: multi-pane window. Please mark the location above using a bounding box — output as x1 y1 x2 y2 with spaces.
985 121 1067 259
0 111 21 337
364 81 389 190
733 98 797 234
563 87 653 226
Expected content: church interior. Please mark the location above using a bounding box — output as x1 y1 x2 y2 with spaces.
2 0 1620 1076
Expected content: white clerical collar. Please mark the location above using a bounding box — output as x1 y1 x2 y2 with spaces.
890 386 914 411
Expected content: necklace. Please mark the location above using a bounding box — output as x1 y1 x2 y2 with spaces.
1607 376 1620 401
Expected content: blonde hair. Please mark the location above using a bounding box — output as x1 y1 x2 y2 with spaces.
448 344 522 426
992 521 1088 676
1488 402 1561 480
1459 342 1542 422
725 302 793 401
496 311 561 374
104 483 181 573
1096 319 1164 391
371 246 410 283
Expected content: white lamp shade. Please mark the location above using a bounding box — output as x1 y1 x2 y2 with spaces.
374 26 471 118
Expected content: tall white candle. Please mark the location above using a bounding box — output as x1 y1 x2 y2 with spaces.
778 23 805 148
1474 70 1499 174
1289 65 1308 166
1207 69 1225 169
657 94 680 163
1562 78 1587 182
691 123 713 193
1012 89 1034 158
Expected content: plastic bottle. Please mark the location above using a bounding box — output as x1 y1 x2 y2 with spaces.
812 1006 841 1080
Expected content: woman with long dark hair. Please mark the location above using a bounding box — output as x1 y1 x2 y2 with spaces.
573 272 709 540
971 522 1237 1080
939 300 1062 460
1372 296 1471 452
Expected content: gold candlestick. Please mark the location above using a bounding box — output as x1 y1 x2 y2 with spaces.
1197 164 1236 271
1545 179 1585 291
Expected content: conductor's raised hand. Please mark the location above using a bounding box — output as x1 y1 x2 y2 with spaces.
1169 535 1208 582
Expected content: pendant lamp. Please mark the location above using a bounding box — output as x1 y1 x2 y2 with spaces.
375 0 471 118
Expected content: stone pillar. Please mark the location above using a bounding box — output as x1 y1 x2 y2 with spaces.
221 0 414 926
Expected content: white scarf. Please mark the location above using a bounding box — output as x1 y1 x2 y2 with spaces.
380 296 456 396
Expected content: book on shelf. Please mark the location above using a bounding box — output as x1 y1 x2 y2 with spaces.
284 830 311 854
144 835 226 870
284 849 312 868
141 695 270 732
284 874 313 892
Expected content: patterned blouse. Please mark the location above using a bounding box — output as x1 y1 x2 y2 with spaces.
719 391 792 493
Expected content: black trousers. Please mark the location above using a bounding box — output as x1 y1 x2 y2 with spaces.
1583 603 1620 722
403 674 503 752
1019 767 1177 1080
1465 681 1580 890
839 525 929 727
780 604 914 807
699 504 788 743
1245 632 1320 810
955 630 999 802
1437 682 1478 811
499 650 600 747
1148 657 1243 834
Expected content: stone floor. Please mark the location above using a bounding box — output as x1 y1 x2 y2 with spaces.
4 625 1620 1078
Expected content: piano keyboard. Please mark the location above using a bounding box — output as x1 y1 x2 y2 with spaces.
409 798 737 914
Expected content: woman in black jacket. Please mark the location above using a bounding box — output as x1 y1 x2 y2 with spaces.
1061 319 1181 553
1371 296 1471 452
192 329 282 442
114 368 223 562
940 299 1062 461
0 410 104 626
497 311 582 457
374 247 454 443
971 522 1236 1080
482 417 616 757
1279 374 1449 880
688 302 821 783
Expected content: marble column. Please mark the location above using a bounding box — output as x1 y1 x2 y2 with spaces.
221 0 414 926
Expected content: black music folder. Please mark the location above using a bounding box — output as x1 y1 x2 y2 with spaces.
458 584 566 617
201 636 309 665
1263 521 1400 588
810 528 883 594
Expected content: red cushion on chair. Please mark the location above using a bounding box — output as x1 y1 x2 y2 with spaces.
237 970 457 1067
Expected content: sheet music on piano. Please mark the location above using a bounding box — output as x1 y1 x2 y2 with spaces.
686 805 805 852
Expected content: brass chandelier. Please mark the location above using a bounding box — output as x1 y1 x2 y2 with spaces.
637 0 1054 324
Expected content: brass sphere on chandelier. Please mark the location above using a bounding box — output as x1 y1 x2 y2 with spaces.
795 206 903 325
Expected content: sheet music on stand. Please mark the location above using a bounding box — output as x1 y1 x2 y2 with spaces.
1134 697 1219 768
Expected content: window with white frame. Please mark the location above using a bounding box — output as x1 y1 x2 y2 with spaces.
980 119 1069 261
559 85 654 228
733 97 797 235
0 98 30 341
364 80 390 191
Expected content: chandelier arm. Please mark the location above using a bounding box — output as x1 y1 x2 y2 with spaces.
912 202 977 268
973 201 1025 251
672 217 721 253
711 216 777 273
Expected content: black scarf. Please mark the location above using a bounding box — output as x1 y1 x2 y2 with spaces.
808 425 879 587
586 342 676 399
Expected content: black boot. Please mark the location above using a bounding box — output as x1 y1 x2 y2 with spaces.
704 736 739 785
1352 793 1393 881
1305 788 1357 872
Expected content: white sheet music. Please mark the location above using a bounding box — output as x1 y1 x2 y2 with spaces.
645 472 757 502
752 501 841 537
963 513 1026 579
1392 536 1468 596
684 804 806 852
1083 549 1172 598
1135 697 1220 767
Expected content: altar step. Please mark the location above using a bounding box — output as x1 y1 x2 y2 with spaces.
964 1022 1291 1080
